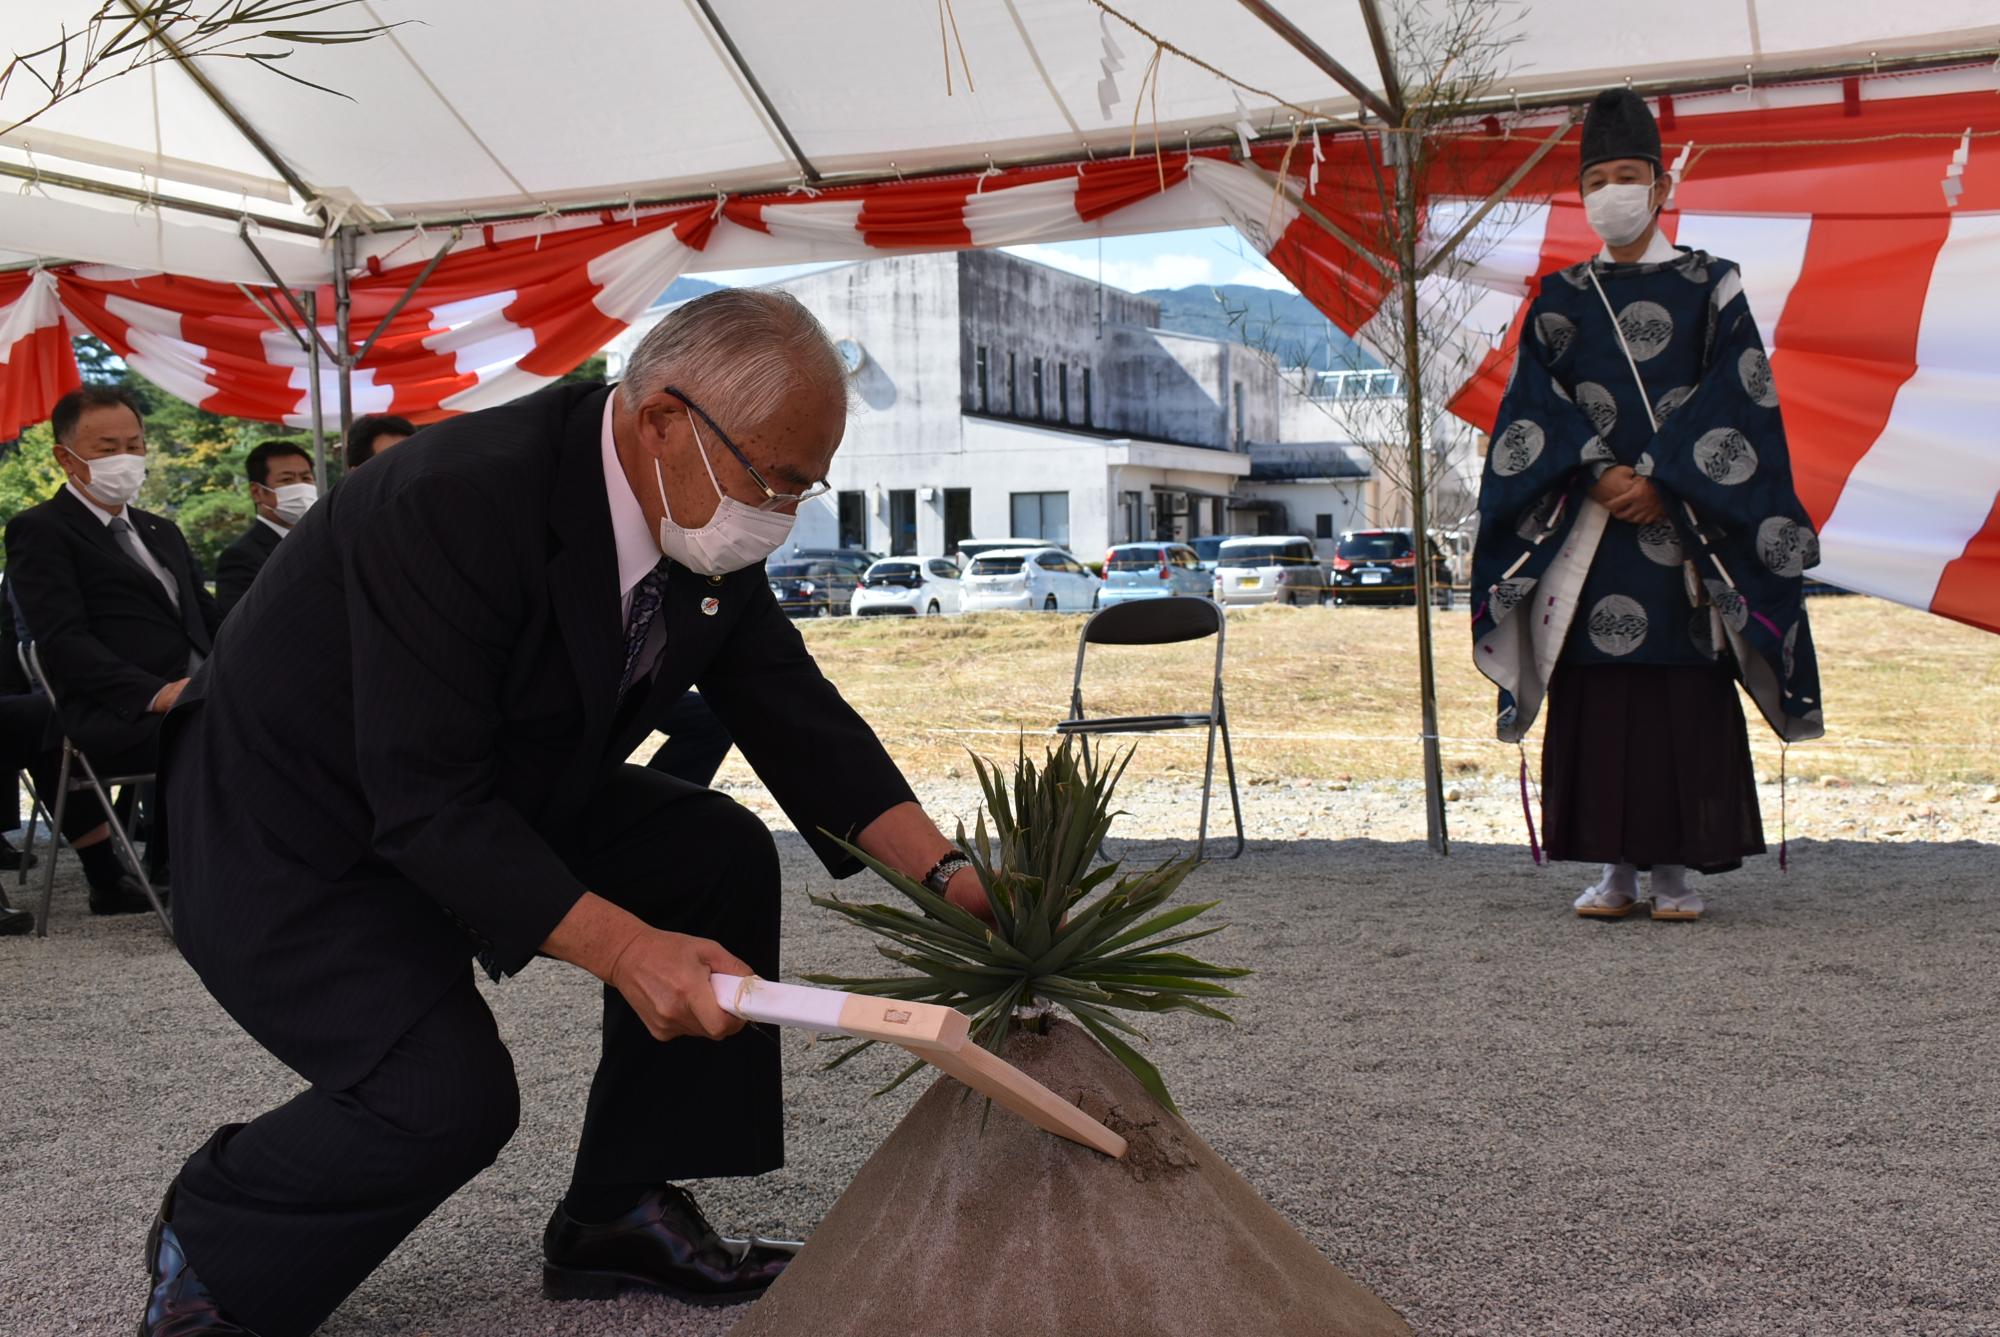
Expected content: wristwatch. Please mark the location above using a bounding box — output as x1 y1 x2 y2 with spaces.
921 850 975 895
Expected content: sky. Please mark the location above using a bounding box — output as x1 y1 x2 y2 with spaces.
698 225 1301 296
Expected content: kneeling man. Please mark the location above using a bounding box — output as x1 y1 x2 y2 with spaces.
148 290 988 1336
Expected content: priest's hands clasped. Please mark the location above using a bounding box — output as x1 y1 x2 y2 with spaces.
1589 464 1667 525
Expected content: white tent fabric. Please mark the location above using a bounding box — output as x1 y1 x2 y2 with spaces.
4 0 1995 269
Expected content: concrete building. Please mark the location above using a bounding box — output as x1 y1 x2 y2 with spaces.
605 249 1276 558
1227 368 1487 557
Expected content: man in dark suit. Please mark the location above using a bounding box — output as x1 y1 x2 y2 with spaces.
343 411 414 472
146 290 992 1336
4 386 223 907
215 440 317 615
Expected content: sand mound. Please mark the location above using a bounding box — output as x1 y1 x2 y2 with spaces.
730 1021 1410 1337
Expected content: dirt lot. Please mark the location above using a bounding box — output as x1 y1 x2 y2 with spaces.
695 594 2000 848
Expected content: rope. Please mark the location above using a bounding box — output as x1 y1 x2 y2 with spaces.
1084 0 1324 125
937 0 974 96
1518 742 1544 865
878 723 1994 757
1780 741 1790 873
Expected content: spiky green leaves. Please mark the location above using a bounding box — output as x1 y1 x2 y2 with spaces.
811 739 1249 1114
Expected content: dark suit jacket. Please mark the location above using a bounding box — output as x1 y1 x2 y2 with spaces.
168 382 914 1087
4 488 223 755
214 519 284 616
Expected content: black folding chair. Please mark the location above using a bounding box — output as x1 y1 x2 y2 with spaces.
20 642 169 936
1054 597 1244 859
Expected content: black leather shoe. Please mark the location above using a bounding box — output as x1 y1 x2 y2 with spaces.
90 875 166 916
0 905 33 935
0 842 37 871
142 1187 258 1334
542 1184 800 1307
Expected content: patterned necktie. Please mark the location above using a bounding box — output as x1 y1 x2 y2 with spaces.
107 516 179 610
617 563 668 701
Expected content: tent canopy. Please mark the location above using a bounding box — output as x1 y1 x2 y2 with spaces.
4 0 1996 267
1 2 1997 634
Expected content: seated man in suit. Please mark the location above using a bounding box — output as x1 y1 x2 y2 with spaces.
5 386 224 902
147 290 994 1337
215 441 317 616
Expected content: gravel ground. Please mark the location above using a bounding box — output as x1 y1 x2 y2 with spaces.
4 778 1998 1336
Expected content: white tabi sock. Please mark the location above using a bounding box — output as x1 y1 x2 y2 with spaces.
1598 863 1639 897
1650 864 1689 899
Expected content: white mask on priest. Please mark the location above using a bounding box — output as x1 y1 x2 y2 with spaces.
1584 182 1658 248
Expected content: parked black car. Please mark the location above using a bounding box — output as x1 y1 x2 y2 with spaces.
767 556 869 617
1332 529 1421 605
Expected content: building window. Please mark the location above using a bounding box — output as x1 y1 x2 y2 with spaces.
944 488 973 554
1082 366 1093 427
973 345 989 411
1010 491 1069 546
1315 513 1335 540
838 490 867 550
1032 357 1045 419
889 489 917 556
1057 363 1069 422
1007 352 1018 414
1233 382 1245 446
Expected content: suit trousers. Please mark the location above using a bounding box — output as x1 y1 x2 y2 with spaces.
645 688 735 790
167 763 784 1337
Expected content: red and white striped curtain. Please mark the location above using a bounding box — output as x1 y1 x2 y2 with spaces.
0 78 1993 632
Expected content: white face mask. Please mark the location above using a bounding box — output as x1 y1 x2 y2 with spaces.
1584 181 1658 248
76 452 146 509
653 416 797 576
270 482 318 526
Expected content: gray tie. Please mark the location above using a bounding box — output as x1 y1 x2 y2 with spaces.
107 516 179 611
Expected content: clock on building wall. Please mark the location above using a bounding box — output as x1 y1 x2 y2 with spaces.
835 338 866 375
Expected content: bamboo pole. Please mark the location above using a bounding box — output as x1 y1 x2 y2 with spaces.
1393 142 1449 855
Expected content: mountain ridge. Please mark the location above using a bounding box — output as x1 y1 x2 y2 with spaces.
1140 282 1377 372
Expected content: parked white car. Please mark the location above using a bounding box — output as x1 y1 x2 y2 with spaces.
1213 535 1332 607
961 547 1102 613
850 556 964 617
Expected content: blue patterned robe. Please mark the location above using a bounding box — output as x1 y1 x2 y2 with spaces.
1471 246 1825 744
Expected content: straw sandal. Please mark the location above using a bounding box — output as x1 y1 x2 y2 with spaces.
1573 884 1643 919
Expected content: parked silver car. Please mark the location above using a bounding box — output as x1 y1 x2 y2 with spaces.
1213 536 1331 607
1098 542 1212 606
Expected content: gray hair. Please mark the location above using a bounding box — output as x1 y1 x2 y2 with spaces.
616 287 847 428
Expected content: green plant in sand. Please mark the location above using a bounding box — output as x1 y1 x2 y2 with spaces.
812 739 1249 1113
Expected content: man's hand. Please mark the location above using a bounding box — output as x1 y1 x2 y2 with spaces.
542 892 752 1042
150 678 190 714
944 864 994 923
1588 465 1668 526
606 928 755 1042
1607 478 1667 525
1588 465 1639 507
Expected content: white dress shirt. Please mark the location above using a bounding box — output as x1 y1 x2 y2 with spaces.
1597 228 1681 265
601 395 667 681
258 515 290 541
66 479 203 678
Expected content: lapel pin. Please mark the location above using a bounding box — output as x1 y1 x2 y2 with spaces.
701 597 720 617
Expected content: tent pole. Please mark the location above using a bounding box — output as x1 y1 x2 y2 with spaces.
1416 108 1582 280
1234 0 1397 122
302 288 327 494
333 227 355 455
238 222 340 363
